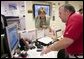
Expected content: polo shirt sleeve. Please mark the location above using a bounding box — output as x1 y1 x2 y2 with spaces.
63 15 83 41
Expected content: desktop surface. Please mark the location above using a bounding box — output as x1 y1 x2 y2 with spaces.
13 41 58 58
27 47 58 58
15 29 60 58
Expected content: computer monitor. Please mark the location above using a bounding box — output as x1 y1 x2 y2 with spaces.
5 23 19 57
33 4 50 18
56 29 62 38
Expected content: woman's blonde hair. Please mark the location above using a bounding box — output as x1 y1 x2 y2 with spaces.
38 7 46 15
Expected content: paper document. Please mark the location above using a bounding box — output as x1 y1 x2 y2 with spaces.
38 36 53 44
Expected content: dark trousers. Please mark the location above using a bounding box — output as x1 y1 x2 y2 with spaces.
57 49 69 58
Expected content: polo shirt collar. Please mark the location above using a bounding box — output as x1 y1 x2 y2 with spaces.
66 13 75 26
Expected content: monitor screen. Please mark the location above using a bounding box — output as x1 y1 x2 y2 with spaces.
5 23 19 57
33 4 50 18
56 29 62 38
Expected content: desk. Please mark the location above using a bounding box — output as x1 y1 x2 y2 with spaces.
16 29 61 58
27 36 58 58
27 47 58 58
14 36 58 58
14 47 58 58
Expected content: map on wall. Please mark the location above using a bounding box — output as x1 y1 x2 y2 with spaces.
9 3 17 10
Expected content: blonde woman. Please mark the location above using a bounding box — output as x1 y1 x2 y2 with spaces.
35 7 50 29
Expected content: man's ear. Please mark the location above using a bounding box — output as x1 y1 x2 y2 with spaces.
65 10 70 16
66 10 70 14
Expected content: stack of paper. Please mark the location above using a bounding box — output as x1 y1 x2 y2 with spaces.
38 36 53 44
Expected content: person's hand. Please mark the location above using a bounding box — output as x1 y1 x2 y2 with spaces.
42 25 47 29
40 46 51 56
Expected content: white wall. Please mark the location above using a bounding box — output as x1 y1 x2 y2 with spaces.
68 1 83 11
25 1 34 31
25 1 65 31
1 1 83 31
1 1 19 16
50 1 65 30
25 1 83 32
25 1 52 30
1 1 26 30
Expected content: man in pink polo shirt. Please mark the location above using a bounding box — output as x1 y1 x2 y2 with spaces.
41 4 83 58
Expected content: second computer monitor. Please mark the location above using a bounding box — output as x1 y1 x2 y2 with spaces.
5 23 19 57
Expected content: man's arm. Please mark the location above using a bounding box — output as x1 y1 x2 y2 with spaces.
41 37 74 54
50 37 74 51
